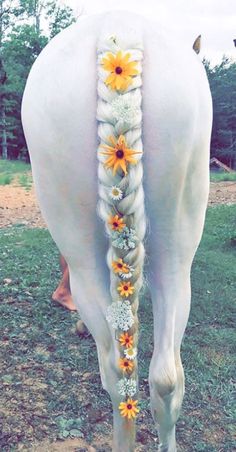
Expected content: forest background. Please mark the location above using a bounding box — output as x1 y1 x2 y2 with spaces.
0 0 236 169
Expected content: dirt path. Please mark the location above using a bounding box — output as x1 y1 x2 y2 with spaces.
0 182 45 228
0 181 235 228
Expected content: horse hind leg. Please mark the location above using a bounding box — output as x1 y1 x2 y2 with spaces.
146 120 210 449
148 262 191 452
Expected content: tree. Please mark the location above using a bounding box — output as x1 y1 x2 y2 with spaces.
46 0 76 38
20 0 75 36
0 0 75 159
2 24 48 158
0 0 25 158
204 57 236 169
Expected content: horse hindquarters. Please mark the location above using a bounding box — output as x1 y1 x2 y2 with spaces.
22 12 212 452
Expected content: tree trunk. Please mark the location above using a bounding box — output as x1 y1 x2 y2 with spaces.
35 13 40 34
1 105 8 159
35 0 45 34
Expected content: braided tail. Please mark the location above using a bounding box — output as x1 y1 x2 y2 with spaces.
97 35 146 420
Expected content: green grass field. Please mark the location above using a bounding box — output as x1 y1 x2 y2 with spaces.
0 160 32 187
0 205 235 451
210 171 236 182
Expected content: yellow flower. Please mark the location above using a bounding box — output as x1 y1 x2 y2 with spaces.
102 50 139 91
100 135 141 175
117 281 134 297
119 399 139 419
112 258 129 274
108 214 126 232
119 332 134 349
119 357 134 373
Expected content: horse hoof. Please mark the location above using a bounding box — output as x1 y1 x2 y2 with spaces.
76 320 89 336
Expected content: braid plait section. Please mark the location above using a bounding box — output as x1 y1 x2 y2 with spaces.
97 35 146 418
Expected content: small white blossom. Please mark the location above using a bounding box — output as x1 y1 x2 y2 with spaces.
121 271 133 279
109 186 123 201
120 267 134 279
117 378 137 397
106 300 134 331
111 96 140 125
111 227 138 250
124 347 137 360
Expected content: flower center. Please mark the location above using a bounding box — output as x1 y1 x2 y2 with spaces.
116 149 124 159
127 404 133 410
115 66 123 74
125 338 129 343
118 263 123 268
113 222 119 228
124 361 129 367
124 286 128 291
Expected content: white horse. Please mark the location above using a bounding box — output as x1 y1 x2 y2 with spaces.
21 11 212 452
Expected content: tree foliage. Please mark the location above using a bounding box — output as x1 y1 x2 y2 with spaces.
204 57 236 169
0 5 235 166
2 24 48 158
0 0 75 159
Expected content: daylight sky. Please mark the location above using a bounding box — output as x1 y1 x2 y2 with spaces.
60 0 236 65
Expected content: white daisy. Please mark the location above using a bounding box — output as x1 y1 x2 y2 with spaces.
117 378 137 397
124 347 137 360
120 266 134 279
109 186 123 201
106 300 134 331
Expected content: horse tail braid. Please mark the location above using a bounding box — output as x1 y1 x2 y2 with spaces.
97 34 146 420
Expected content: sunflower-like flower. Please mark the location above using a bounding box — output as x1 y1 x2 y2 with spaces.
119 399 139 419
124 347 137 360
101 51 139 91
100 135 141 175
119 332 134 349
117 281 135 298
112 258 129 275
108 214 126 232
119 357 134 373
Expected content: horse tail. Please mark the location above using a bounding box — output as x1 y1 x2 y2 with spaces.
96 33 146 419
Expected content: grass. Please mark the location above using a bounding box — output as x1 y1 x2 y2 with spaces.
210 171 236 182
0 206 235 451
0 173 13 185
18 173 33 190
0 159 31 175
0 159 31 187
